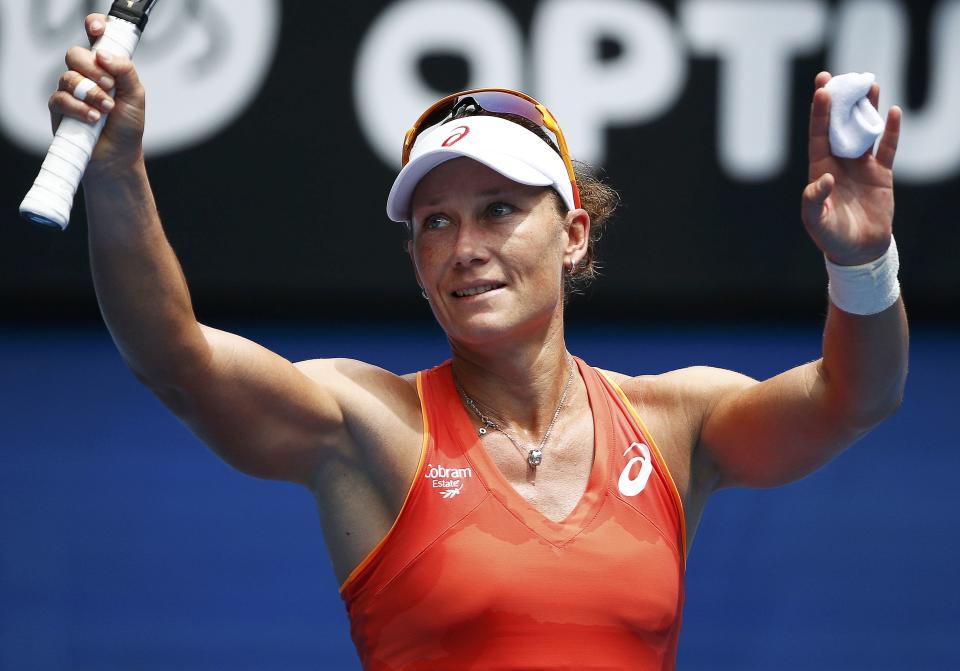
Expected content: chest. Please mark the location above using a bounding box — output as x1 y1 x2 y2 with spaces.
344 420 685 669
374 497 683 633
477 412 595 523
341 362 688 667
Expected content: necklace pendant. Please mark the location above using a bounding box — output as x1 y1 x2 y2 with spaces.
478 427 487 437
527 449 543 467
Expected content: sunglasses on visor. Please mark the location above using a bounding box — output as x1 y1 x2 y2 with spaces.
401 88 582 210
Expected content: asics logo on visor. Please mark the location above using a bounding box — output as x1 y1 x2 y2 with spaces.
442 126 471 147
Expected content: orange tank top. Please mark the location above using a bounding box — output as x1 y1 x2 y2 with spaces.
340 357 687 670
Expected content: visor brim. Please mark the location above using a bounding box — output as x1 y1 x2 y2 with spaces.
386 148 554 223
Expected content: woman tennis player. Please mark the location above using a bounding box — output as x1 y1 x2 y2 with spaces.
51 12 908 670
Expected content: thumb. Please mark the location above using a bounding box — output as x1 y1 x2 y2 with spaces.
802 173 834 225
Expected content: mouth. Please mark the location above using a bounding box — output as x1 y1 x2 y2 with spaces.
451 283 506 298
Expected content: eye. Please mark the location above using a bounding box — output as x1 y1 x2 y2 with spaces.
422 213 451 230
487 202 515 218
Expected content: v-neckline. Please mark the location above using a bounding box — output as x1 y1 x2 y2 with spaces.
443 356 610 546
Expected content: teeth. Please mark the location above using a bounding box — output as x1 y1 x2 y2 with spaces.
454 284 500 297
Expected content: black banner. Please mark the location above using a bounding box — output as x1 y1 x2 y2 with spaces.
2 0 956 322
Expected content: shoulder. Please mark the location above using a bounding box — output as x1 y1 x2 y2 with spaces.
593 365 757 497
596 365 756 414
295 357 421 390
294 357 420 392
293 357 427 498
294 357 422 441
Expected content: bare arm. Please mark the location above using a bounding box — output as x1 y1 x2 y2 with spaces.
691 302 906 488
53 16 413 487
694 73 908 489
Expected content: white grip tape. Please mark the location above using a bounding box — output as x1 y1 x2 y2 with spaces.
19 16 141 230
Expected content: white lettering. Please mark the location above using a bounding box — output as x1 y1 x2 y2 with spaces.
350 0 960 184
681 0 828 180
532 0 685 163
424 464 474 480
354 0 523 167
829 0 960 182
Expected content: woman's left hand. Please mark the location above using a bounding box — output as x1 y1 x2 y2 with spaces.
801 71 902 266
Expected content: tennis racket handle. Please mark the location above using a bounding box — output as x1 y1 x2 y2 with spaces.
19 16 142 230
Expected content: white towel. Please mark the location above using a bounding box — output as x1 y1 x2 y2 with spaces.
824 72 885 159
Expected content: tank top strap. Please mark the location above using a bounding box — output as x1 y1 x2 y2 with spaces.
339 361 487 602
588 364 688 563
572 355 617 450
419 360 474 462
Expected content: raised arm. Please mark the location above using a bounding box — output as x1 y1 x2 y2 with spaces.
52 15 420 487
693 72 908 489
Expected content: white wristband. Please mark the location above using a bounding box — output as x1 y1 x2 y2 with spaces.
825 236 901 315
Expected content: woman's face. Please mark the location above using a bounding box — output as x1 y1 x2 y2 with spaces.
408 157 586 346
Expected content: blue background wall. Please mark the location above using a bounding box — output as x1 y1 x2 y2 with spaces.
2 323 957 670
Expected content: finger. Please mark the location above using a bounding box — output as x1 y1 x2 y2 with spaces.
875 105 901 170
804 172 835 206
94 51 144 100
65 46 115 91
49 90 103 130
808 87 831 166
57 70 115 113
802 173 834 225
868 82 880 110
814 71 832 89
85 14 108 47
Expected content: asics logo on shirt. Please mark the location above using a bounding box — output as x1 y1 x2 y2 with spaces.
618 442 653 496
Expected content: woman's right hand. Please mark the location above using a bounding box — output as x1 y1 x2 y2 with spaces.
48 13 146 173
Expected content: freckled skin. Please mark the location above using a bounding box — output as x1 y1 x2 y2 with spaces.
408 158 576 350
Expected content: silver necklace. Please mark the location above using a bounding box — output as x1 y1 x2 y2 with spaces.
454 357 575 468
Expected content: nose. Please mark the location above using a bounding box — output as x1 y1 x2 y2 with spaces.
451 219 488 268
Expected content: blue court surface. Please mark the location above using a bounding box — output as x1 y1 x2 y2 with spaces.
2 322 957 670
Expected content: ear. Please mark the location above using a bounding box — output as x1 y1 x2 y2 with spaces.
562 208 591 270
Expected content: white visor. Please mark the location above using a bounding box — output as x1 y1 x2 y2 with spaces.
386 115 575 223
